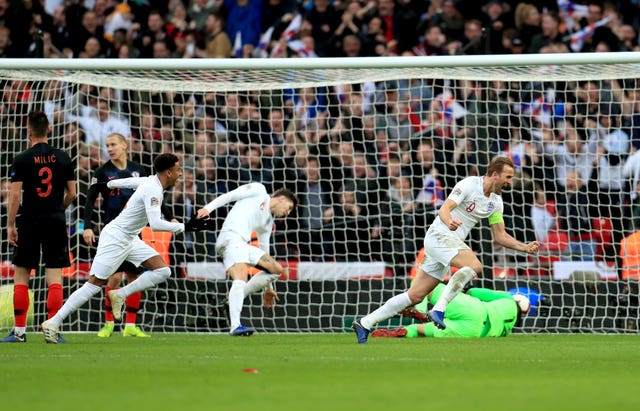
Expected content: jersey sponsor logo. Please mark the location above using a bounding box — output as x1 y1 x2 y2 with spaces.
466 202 476 212
150 197 160 207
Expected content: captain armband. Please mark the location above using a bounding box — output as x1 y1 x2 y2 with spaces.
488 212 504 225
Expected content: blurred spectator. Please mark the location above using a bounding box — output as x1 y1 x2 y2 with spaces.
239 145 272 186
323 184 369 261
48 4 71 57
71 98 131 160
70 10 109 58
429 0 465 42
531 188 555 243
371 174 417 272
224 0 263 51
481 0 512 54
196 155 226 198
360 15 387 56
593 109 630 261
152 39 172 58
453 18 485 55
529 10 564 53
133 9 174 58
200 10 232 58
297 156 332 260
543 119 596 195
262 0 298 33
80 36 105 58
338 33 363 57
413 25 449 56
556 171 597 261
305 0 341 56
165 1 190 37
514 3 541 50
189 0 218 32
0 24 16 57
411 140 445 212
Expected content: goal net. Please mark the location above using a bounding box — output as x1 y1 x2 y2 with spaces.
0 54 639 334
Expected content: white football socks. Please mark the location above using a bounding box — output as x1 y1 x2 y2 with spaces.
244 272 279 295
49 282 102 327
432 266 476 312
360 292 412 330
117 267 171 298
228 280 246 330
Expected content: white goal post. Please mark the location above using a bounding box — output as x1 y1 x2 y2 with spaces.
0 53 639 334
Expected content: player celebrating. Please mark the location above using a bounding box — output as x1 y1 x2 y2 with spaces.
371 284 531 338
41 153 185 344
83 133 154 338
194 183 298 336
352 156 540 343
1 111 76 343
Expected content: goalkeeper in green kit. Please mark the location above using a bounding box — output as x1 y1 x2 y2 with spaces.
371 284 531 338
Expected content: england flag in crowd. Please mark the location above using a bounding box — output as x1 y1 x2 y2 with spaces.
254 26 274 58
557 0 589 31
287 40 317 58
520 88 556 126
433 89 467 136
568 15 613 52
271 14 302 57
233 31 243 58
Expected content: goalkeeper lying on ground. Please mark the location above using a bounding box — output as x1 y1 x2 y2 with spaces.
372 284 531 338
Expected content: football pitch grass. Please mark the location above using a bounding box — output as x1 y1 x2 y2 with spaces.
1 333 639 411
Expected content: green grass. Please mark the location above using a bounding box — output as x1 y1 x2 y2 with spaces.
1 333 639 411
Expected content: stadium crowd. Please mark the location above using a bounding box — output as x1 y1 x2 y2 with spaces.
1 0 640 278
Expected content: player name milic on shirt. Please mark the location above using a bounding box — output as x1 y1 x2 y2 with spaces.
33 154 58 164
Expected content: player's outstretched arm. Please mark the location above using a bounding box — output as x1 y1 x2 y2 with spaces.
201 183 268 216
490 221 540 255
107 176 146 189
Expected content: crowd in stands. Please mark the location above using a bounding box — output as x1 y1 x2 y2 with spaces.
0 0 637 59
1 0 640 278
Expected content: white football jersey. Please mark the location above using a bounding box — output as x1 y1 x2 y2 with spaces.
205 183 273 253
430 176 504 241
105 175 184 239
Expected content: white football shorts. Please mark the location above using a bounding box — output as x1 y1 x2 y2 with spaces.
90 229 158 280
417 228 471 281
216 238 266 270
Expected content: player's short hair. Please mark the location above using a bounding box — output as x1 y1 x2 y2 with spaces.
154 153 179 173
273 188 299 209
106 132 127 144
28 111 49 138
486 156 515 176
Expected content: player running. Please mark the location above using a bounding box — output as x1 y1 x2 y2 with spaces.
41 154 185 343
353 157 540 343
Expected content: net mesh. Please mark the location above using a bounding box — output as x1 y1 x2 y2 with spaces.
0 56 639 334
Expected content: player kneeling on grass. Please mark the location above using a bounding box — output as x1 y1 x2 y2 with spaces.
193 183 298 336
40 154 186 344
372 283 530 339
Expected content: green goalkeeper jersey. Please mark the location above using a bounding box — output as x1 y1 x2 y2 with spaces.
409 284 520 338
467 287 520 337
